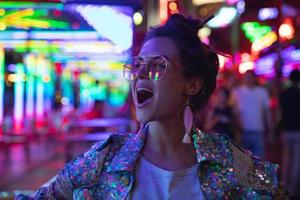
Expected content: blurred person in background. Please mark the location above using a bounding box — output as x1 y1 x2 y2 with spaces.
80 100 106 133
232 70 273 158
82 100 105 120
204 86 237 141
16 14 287 199
222 70 238 94
280 69 300 198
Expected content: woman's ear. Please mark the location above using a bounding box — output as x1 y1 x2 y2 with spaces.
185 78 203 96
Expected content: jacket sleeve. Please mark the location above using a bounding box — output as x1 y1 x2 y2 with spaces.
15 138 111 200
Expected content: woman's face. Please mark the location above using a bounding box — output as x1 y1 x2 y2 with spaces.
130 37 187 123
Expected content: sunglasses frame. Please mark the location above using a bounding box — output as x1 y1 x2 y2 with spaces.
123 55 169 81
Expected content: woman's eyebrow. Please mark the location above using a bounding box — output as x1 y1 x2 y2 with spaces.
161 55 171 61
135 55 171 62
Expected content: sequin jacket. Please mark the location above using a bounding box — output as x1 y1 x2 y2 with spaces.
16 129 287 200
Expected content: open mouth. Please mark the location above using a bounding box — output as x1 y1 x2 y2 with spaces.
136 88 154 104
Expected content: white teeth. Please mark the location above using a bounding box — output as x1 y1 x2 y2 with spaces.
137 87 153 93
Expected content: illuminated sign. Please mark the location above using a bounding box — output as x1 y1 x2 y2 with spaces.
241 22 272 43
207 7 237 28
258 7 278 21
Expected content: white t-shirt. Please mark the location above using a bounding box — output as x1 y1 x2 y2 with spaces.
233 86 269 131
128 156 205 200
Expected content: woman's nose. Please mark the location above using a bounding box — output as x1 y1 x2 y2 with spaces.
136 64 148 79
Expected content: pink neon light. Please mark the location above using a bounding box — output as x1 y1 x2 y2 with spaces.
24 54 35 118
0 46 4 129
160 0 168 24
14 64 25 133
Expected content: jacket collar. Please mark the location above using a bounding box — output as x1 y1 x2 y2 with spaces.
106 125 147 172
192 128 233 167
107 126 233 172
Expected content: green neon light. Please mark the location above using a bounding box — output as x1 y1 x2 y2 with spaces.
29 9 49 17
91 83 107 101
0 8 69 30
0 2 63 9
241 22 272 43
15 41 60 53
109 85 129 106
0 46 4 124
46 20 69 29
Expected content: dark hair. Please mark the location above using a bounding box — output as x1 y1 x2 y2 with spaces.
244 69 256 77
144 14 219 111
289 69 300 83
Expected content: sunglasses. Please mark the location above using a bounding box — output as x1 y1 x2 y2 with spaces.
123 55 169 81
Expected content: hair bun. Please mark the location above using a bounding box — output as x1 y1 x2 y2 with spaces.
188 15 214 30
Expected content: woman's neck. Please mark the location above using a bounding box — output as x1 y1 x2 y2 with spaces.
141 117 197 170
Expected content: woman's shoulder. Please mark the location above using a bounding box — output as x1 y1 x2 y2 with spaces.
197 131 287 198
16 133 134 200
65 133 134 182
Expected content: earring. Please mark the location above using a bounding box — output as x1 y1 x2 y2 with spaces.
182 97 193 144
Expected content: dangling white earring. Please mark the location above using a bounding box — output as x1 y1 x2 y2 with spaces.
182 98 193 144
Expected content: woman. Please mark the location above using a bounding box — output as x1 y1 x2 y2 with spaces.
17 14 287 199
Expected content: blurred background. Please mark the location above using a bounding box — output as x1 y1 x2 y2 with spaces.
0 0 299 198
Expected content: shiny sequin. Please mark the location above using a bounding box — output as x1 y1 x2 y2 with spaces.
16 128 283 200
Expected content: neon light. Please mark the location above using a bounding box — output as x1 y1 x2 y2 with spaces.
290 49 300 61
217 54 229 70
36 56 46 120
61 97 70 106
0 2 63 9
239 61 254 74
279 19 295 40
0 9 69 29
192 0 224 6
30 31 99 40
226 0 239 4
241 22 272 42
5 8 35 19
0 45 4 127
236 0 245 14
258 7 278 21
281 46 300 62
255 53 277 77
0 31 28 40
241 52 251 61
0 9 5 16
42 75 51 83
14 63 25 132
160 0 168 24
133 12 143 26
252 32 277 54
60 41 115 53
24 54 35 118
8 74 25 82
169 2 178 11
282 63 297 77
198 27 211 44
0 22 6 30
76 5 133 50
207 7 237 28
0 39 125 54
168 1 179 14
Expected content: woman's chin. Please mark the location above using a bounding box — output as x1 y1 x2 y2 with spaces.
136 112 153 124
